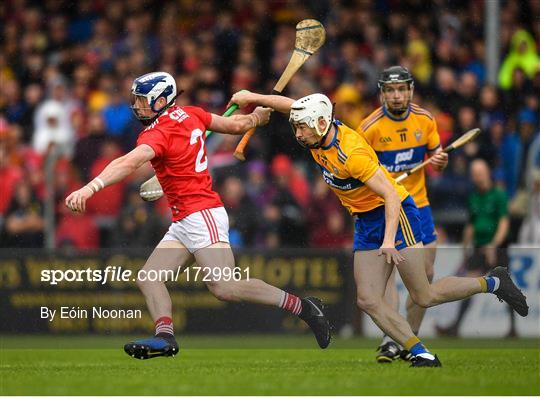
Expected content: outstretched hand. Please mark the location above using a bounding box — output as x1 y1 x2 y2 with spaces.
228 90 257 108
65 187 94 213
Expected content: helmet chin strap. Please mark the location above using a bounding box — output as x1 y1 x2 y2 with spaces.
295 130 326 149
303 125 331 149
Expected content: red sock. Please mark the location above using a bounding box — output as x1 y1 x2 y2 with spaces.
279 292 302 315
155 316 174 336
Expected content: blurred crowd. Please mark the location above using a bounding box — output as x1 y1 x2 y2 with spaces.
0 0 539 250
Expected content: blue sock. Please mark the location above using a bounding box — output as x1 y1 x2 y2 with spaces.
484 276 500 293
410 342 430 356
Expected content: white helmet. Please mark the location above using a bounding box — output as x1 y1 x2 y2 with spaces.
289 93 333 138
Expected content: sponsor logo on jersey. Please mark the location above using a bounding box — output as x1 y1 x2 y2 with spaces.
318 165 363 190
376 146 427 173
395 148 414 164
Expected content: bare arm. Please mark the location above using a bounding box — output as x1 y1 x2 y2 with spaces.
484 215 509 267
490 216 509 247
208 106 271 135
96 144 156 186
229 91 295 114
65 144 155 212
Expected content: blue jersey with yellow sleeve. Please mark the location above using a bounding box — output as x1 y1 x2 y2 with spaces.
310 121 409 214
357 104 441 208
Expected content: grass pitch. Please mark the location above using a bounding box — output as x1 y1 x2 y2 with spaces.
1 335 538 395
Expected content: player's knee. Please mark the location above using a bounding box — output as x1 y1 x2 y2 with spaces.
410 291 433 308
207 281 236 302
425 267 435 283
356 294 381 315
136 273 163 293
136 276 150 292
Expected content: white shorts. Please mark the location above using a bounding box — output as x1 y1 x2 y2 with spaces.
162 207 230 253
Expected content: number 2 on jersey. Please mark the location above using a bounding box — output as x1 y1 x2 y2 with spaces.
190 129 208 172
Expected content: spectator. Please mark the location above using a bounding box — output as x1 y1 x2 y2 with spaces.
516 109 539 188
456 71 479 111
270 154 310 208
112 184 163 248
436 159 515 337
518 170 540 244
220 176 259 247
333 83 365 128
307 179 351 248
244 160 273 209
406 25 432 86
3 181 44 247
265 156 308 248
101 86 133 139
498 29 539 90
433 67 461 115
478 85 504 131
0 143 23 218
518 132 540 243
56 205 99 250
19 83 44 143
502 67 529 114
33 100 69 156
73 111 108 181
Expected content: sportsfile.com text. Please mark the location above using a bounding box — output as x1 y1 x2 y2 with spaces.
40 266 250 285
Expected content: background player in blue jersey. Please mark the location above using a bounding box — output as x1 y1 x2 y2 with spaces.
358 66 448 362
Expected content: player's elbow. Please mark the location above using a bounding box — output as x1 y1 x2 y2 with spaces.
383 189 401 206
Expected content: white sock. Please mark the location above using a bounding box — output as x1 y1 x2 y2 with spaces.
492 277 500 292
381 335 394 345
416 352 435 361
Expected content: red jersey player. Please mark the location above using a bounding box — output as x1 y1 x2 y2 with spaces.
65 72 331 359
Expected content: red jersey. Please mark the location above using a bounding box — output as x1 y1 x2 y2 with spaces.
136 105 223 221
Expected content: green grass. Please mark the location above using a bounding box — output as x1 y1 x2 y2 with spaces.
1 335 539 395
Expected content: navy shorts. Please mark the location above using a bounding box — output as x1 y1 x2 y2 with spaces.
353 196 424 251
418 205 437 245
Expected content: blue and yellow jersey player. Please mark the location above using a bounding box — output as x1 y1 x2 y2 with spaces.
229 89 528 368
358 66 448 362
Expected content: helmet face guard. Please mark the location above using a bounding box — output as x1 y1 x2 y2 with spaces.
378 66 414 115
289 122 320 149
130 72 178 125
130 94 158 125
289 93 334 148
